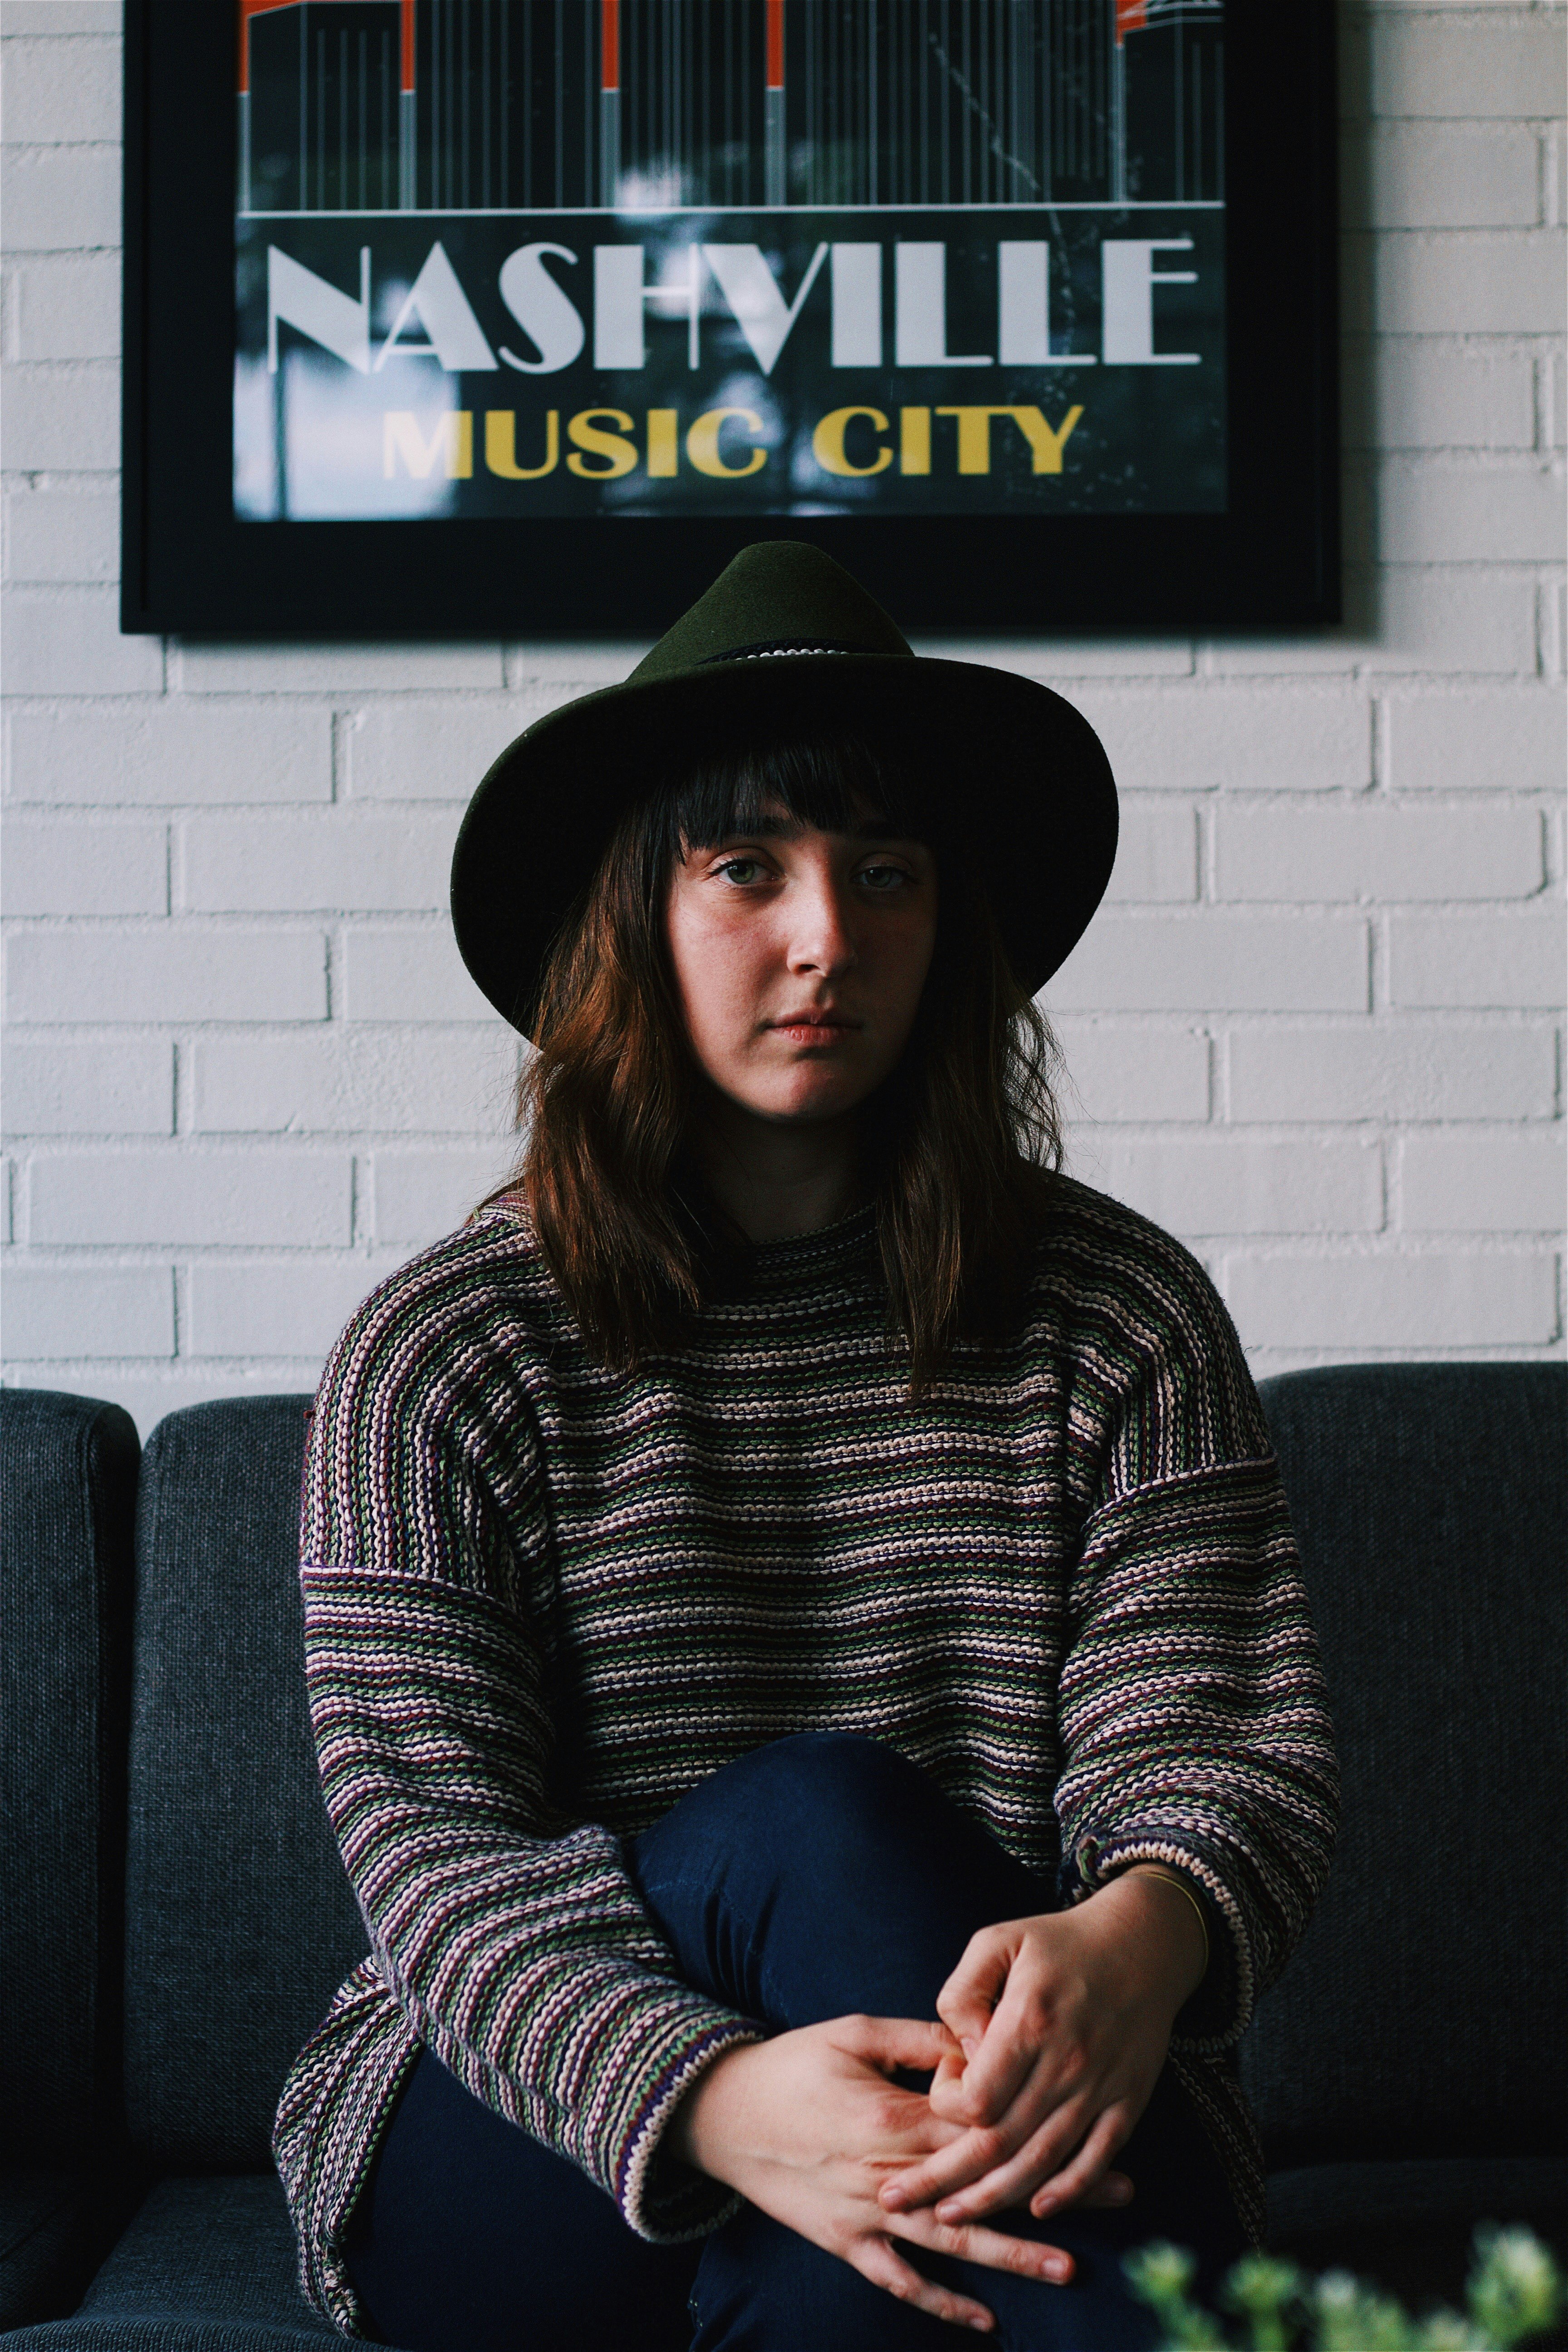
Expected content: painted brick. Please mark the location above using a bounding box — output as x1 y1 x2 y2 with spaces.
1 593 164 696
171 642 505 694
186 1258 404 1358
181 813 456 914
1369 19 1568 121
371 1147 516 1245
1385 690 1567 791
0 34 119 140
2 819 167 914
1064 692 1371 792
28 1150 352 1245
189 1027 520 1135
5 704 332 803
1343 338 1536 452
1051 1021 1210 1125
1047 916 1368 1014
1228 1022 1557 1123
505 642 653 687
0 5 122 31
8 254 119 357
1 6 122 31
1356 124 1541 230
1102 804 1197 903
0 361 118 467
346 698 554 800
342 927 501 1023
0 147 119 249
3 485 118 582
5 929 327 1024
0 1036 172 1135
1389 911 1567 1009
1400 1131 1567 1233
1374 232 1567 335
1377 463 1566 563
2 1265 172 1359
1205 568 1539 677
1215 806 1544 904
915 637 1195 680
1225 1251 1558 1351
1086 1137 1383 1236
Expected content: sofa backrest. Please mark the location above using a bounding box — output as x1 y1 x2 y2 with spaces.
123 1397 368 2171
1 1389 139 2168
1244 1361 1568 2170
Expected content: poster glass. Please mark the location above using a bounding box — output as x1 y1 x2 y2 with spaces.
235 1 1228 528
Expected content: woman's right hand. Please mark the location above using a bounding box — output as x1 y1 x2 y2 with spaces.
665 2015 1077 2333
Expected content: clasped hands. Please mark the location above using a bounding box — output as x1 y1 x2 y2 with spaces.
668 1868 1208 2334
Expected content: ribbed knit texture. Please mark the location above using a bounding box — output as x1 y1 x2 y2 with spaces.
273 1180 1338 2334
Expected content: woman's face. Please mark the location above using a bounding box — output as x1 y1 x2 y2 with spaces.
665 809 938 1127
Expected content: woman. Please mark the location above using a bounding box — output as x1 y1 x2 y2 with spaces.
275 544 1338 2351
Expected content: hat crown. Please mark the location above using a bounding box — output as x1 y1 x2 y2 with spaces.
629 542 913 683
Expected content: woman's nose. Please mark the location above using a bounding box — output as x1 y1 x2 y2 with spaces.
787 880 857 975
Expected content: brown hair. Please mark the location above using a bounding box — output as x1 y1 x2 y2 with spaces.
495 724 1063 1389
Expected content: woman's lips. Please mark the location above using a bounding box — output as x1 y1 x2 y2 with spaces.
767 1014 860 1044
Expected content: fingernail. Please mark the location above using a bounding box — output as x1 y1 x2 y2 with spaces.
936 2201 964 2224
1106 2176 1133 2204
1044 2258 1072 2284
880 2187 907 2210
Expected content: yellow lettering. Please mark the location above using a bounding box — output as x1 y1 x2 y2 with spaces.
812 407 892 479
646 409 680 479
383 410 472 480
1007 403 1085 474
565 408 639 479
484 409 559 479
899 407 931 476
935 403 1083 476
686 407 768 479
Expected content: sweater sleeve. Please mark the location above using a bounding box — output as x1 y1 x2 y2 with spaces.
298 1260 760 2240
1050 1241 1339 2050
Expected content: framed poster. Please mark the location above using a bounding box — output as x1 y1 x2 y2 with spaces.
122 1 1338 635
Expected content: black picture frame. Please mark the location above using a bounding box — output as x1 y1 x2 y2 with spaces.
122 1 1338 637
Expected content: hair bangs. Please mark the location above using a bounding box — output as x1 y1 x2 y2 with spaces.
648 728 937 866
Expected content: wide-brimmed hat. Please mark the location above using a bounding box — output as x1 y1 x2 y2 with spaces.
451 542 1117 1033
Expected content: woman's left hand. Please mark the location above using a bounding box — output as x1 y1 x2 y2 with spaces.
877 1869 1208 2228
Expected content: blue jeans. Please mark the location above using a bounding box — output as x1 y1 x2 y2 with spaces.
344 1734 1246 2351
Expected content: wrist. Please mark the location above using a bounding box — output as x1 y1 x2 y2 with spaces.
664 2039 762 2181
1088 1868 1209 2013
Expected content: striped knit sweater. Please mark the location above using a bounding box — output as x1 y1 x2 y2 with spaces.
274 1178 1338 2335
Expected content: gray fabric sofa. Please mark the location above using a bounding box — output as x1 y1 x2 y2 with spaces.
2 1364 1564 2348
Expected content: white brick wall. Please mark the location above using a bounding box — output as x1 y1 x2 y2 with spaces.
2 0 1563 1432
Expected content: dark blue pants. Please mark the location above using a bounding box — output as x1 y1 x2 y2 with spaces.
344 1734 1246 2350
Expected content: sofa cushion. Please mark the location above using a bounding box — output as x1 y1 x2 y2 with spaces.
0 2174 97 2334
1269 2156 1568 2311
1246 1364 1568 2169
0 2176 348 2351
124 1400 368 2172
0 1389 138 2172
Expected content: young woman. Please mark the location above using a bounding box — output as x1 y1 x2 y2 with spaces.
275 544 1338 2352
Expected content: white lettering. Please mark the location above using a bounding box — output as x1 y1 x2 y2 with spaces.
268 246 370 374
997 243 1098 368
702 243 828 377
375 243 497 372
497 244 584 374
1101 239 1199 366
593 245 704 370
830 244 882 368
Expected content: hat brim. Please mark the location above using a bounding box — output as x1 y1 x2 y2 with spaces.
451 652 1117 1034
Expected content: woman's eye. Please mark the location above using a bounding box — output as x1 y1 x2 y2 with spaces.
715 858 764 885
857 864 910 891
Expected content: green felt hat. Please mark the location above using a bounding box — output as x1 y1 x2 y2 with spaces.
451 542 1117 1033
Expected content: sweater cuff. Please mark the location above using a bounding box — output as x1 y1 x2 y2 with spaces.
1061 1833 1250 2048
615 2015 766 2240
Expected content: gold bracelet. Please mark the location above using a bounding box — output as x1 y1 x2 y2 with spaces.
1126 1864 1210 1979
